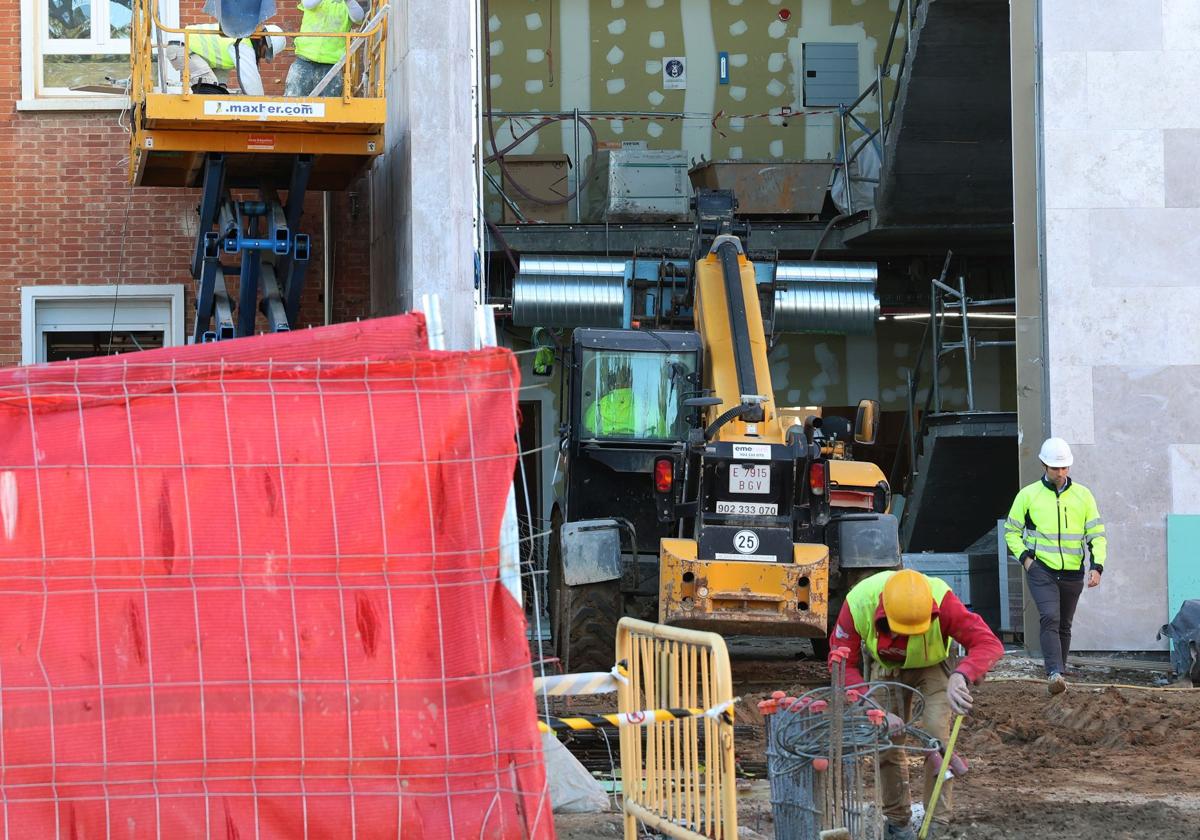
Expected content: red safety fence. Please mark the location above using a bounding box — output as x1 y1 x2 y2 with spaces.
0 315 552 838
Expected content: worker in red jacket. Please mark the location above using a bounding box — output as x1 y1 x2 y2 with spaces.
830 569 1004 840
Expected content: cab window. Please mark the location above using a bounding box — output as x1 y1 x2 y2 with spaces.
579 349 695 441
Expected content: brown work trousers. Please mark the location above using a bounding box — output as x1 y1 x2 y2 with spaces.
873 662 954 828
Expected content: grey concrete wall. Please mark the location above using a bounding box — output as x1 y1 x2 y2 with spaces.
371 0 478 349
1039 0 1199 650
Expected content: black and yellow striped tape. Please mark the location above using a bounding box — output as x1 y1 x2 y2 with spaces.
537 706 733 733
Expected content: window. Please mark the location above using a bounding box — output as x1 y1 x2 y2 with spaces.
579 349 696 441
20 0 178 101
21 285 186 364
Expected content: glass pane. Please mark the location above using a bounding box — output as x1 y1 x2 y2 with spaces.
47 0 93 40
580 349 696 441
43 331 164 363
43 54 129 90
110 0 133 39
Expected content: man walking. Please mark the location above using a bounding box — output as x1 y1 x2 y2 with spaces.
1005 437 1107 695
829 569 1004 839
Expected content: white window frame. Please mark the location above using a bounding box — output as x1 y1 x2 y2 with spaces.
19 0 178 108
21 284 186 365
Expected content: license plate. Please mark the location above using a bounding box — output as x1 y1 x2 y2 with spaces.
729 464 770 494
716 501 778 515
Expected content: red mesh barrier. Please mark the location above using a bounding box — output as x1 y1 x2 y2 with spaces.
0 315 551 838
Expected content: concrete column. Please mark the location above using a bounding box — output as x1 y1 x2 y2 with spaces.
1009 0 1048 654
371 0 478 349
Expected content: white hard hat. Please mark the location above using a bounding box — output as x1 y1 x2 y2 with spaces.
263 24 285 60
1039 437 1073 468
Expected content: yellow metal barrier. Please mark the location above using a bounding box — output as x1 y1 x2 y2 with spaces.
617 618 738 840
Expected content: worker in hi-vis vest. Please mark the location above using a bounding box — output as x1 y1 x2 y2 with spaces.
165 23 285 96
284 0 366 97
1004 437 1107 696
829 569 1004 840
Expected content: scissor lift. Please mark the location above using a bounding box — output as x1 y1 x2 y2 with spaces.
129 0 388 342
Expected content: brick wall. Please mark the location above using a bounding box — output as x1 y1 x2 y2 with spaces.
0 0 375 367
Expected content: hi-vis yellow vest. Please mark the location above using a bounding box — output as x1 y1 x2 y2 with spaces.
187 23 236 70
1004 480 1106 572
847 570 953 671
295 0 352 64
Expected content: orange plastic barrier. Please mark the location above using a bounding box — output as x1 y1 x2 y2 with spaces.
0 316 551 838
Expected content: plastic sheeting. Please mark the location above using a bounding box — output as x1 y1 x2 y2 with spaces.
203 0 277 38
831 134 881 215
541 734 610 814
1158 600 1200 682
0 316 552 838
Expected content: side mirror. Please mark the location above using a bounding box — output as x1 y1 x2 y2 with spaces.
854 399 879 445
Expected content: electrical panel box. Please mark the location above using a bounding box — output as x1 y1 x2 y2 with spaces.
803 43 860 107
584 149 691 222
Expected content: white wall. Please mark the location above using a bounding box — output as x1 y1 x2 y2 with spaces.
1039 0 1200 649
371 0 478 349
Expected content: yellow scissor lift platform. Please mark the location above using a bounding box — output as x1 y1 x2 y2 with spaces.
128 0 387 340
130 0 386 190
134 92 384 190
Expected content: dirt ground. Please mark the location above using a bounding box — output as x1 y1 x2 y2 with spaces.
553 640 1200 839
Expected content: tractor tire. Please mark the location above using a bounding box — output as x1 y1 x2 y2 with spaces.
547 510 623 674
557 579 622 675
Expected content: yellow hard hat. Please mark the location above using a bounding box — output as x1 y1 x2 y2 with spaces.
881 569 933 635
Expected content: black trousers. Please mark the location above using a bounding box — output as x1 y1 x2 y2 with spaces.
1026 560 1085 676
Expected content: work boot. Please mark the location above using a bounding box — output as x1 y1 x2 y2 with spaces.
1047 672 1067 695
884 821 917 840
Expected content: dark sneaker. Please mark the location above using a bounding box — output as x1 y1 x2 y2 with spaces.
884 822 917 840
1047 673 1067 695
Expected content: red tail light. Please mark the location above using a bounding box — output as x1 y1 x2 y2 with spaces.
654 458 674 493
809 462 826 495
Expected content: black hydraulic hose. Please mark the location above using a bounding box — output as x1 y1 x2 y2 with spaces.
704 402 749 441
717 240 760 417
810 213 852 261
611 517 639 590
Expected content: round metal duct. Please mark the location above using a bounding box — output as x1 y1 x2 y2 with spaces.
772 261 879 335
774 262 878 285
512 256 627 328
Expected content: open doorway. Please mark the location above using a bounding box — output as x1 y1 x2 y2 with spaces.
515 400 546 636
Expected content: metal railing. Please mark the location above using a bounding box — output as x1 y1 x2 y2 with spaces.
835 0 925 214
618 617 737 840
130 0 388 104
890 251 1016 497
486 2 925 225
483 108 688 224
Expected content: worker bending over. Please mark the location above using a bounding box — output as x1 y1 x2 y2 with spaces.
830 569 1003 839
166 24 285 96
1004 437 1107 695
285 0 366 97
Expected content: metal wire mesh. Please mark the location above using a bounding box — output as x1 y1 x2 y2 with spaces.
763 662 944 840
